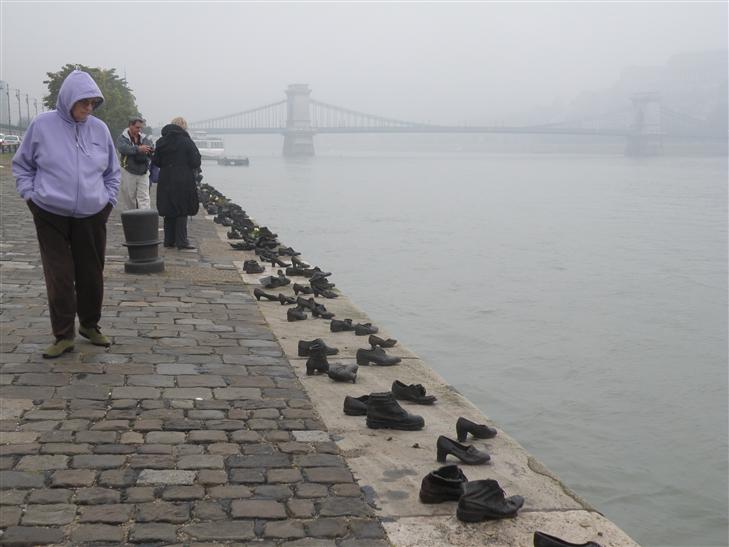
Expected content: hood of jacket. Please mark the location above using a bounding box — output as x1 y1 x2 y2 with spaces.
156 124 189 154
160 123 188 138
56 70 104 124
10 70 120 218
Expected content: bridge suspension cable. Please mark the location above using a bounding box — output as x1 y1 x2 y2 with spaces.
309 99 431 129
190 100 286 131
186 86 723 142
524 105 633 131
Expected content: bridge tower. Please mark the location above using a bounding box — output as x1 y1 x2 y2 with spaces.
283 84 315 157
625 92 663 156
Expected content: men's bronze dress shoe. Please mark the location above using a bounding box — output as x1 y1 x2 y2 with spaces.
298 339 339 357
354 322 378 335
356 347 401 366
330 319 354 332
260 270 290 289
366 392 424 431
306 354 329 375
369 334 397 348
287 306 308 322
392 380 437 405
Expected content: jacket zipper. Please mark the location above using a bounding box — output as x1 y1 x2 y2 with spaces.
73 124 80 216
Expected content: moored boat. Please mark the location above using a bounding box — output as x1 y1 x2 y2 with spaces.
217 156 250 166
191 132 225 159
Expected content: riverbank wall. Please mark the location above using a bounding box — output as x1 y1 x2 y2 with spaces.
0 153 638 545
204 181 639 547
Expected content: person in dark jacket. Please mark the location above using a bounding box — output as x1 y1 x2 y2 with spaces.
151 117 201 250
12 70 121 358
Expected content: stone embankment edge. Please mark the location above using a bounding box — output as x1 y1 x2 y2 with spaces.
202 199 640 547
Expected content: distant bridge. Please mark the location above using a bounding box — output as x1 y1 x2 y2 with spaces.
189 85 726 157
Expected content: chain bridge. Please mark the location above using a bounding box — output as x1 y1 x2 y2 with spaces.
189 85 726 157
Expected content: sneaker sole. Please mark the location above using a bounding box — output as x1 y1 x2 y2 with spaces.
366 418 424 431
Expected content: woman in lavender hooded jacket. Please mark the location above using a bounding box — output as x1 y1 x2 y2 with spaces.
12 70 121 358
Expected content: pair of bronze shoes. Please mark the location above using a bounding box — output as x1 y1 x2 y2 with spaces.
435 417 498 466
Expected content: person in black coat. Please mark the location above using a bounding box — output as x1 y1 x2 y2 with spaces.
152 117 201 250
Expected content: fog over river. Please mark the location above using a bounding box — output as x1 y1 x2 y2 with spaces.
199 135 728 547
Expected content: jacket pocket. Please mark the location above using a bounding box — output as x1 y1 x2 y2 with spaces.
90 142 108 171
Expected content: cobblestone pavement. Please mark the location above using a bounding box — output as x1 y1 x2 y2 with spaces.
0 165 388 546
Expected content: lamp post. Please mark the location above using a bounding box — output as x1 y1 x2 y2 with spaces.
33 99 38 117
25 93 30 124
5 84 11 126
15 89 21 127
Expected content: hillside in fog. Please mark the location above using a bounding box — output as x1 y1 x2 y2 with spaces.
518 50 728 133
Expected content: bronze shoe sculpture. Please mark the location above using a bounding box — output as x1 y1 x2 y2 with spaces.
456 479 524 522
328 363 358 383
356 347 401 366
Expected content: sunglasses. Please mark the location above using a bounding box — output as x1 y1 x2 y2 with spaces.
77 98 101 107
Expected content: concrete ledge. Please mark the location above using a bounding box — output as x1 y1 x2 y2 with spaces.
214 220 640 546
384 511 638 547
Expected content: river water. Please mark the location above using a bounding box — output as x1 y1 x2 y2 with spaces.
200 134 727 547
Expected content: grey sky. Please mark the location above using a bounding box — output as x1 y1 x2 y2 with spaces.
1 2 726 127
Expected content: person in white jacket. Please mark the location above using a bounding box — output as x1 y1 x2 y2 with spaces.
116 116 153 210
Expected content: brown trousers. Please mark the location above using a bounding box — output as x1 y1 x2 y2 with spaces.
28 200 112 340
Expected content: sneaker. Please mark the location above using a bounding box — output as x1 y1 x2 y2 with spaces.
43 338 75 358
78 325 111 347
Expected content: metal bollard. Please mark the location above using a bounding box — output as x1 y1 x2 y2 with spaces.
120 209 164 274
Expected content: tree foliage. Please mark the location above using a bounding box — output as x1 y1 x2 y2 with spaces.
43 64 142 138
